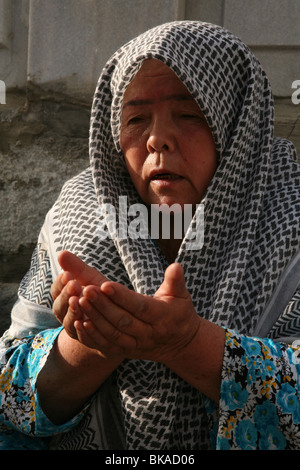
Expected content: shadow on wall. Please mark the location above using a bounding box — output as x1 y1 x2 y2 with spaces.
0 88 91 334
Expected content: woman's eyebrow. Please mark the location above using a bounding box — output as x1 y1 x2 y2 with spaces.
123 94 194 109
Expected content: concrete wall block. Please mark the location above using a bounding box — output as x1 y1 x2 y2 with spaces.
0 0 12 49
0 0 29 89
0 91 90 284
252 47 300 98
224 0 300 46
185 0 224 25
27 0 185 102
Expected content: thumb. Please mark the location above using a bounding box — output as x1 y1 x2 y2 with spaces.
57 250 108 287
154 263 188 299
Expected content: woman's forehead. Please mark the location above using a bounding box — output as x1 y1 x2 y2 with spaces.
132 58 172 76
123 59 192 102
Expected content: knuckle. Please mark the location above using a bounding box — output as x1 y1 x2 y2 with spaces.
50 282 58 300
63 315 76 336
116 315 133 331
109 328 123 342
52 297 61 316
51 274 66 301
135 297 149 318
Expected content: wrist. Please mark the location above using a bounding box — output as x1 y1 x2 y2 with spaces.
36 328 123 424
57 328 123 370
163 318 225 403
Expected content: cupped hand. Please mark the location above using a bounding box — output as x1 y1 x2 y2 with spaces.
74 263 201 364
51 251 109 338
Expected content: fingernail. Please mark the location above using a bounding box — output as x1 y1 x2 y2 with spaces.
83 286 98 301
67 280 78 295
102 284 114 297
62 271 73 285
79 297 91 312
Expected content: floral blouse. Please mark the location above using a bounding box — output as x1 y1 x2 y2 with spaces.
0 325 300 450
217 331 300 449
0 327 82 450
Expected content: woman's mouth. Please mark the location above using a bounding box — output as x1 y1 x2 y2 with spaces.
151 173 182 181
149 169 184 183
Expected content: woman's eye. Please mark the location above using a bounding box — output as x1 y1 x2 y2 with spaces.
181 114 194 119
181 113 200 120
179 113 206 125
127 116 146 125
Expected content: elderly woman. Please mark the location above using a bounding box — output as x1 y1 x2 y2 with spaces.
0 21 299 450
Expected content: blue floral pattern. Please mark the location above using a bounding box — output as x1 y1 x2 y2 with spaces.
218 330 300 449
0 327 83 450
1 326 300 449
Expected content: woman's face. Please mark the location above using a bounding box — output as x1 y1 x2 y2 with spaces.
120 59 217 210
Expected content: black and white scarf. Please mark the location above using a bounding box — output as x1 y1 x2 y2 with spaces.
10 21 300 449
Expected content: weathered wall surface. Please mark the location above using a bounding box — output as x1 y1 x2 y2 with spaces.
0 0 300 334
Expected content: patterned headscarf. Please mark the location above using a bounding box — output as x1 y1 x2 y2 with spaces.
20 21 300 449
89 20 299 333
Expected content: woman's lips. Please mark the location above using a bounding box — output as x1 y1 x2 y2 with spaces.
151 173 182 180
149 170 183 183
150 174 184 188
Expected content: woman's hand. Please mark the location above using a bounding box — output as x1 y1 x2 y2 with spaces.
49 251 225 402
51 251 108 339
38 251 122 424
73 263 201 364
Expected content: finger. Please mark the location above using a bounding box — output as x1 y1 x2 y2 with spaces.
80 287 139 336
74 320 99 350
51 271 73 301
57 251 108 287
98 282 153 323
78 295 139 351
53 279 82 323
96 266 187 322
80 286 156 352
154 263 188 299
74 319 129 358
63 299 84 340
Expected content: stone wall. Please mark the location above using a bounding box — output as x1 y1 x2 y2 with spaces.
0 90 91 333
0 0 300 334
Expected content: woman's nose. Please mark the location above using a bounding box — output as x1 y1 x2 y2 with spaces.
146 117 176 154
